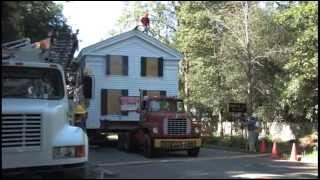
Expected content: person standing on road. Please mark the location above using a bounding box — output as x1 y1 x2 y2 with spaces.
73 104 87 132
247 116 260 152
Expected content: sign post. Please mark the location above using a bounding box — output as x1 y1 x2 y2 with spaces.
229 103 247 150
228 103 247 113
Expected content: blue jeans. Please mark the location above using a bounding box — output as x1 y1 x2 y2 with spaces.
248 130 258 152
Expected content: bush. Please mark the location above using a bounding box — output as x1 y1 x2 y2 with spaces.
202 135 295 154
202 135 247 150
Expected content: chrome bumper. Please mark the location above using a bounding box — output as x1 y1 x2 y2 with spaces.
154 138 201 150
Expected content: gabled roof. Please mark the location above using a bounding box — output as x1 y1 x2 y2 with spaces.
78 29 183 60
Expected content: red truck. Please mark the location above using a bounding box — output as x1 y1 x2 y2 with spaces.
100 94 201 158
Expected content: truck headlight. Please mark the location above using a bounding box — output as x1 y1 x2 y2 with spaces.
53 145 85 159
152 127 159 134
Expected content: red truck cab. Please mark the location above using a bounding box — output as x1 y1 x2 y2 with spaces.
117 96 201 158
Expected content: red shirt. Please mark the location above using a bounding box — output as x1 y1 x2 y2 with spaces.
141 17 150 27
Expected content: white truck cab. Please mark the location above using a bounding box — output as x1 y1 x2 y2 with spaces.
2 38 88 170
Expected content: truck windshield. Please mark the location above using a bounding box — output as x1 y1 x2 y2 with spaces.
149 100 185 112
2 66 64 100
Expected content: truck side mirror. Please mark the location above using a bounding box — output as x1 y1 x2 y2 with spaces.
82 76 92 99
137 101 147 113
142 101 147 110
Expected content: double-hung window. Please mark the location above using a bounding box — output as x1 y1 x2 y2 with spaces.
141 57 163 77
101 89 128 115
106 55 128 75
142 90 166 97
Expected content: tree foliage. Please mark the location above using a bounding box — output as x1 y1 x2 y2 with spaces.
2 1 72 43
110 1 318 125
176 1 318 124
274 1 318 122
108 1 177 45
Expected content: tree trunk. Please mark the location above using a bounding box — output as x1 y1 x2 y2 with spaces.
219 109 224 137
247 71 254 115
230 121 233 145
183 59 191 113
243 1 254 116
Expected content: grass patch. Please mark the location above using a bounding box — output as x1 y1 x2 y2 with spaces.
202 135 248 152
302 149 318 158
202 135 293 155
202 132 318 160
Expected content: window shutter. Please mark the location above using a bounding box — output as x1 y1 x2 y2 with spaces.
160 91 166 96
158 57 163 77
83 76 92 99
121 90 129 115
121 89 128 96
101 89 108 115
122 56 128 75
141 57 146 76
106 55 110 75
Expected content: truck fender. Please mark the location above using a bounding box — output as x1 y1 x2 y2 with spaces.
52 125 88 147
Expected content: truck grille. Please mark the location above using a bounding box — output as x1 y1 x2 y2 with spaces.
1 114 42 148
166 119 190 135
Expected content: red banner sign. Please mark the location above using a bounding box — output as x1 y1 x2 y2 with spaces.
120 96 140 111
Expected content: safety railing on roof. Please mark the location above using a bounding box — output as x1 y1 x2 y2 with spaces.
2 38 31 49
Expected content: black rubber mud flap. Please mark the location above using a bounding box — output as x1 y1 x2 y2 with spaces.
143 134 154 158
187 147 200 157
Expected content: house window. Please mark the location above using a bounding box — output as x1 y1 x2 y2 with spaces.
101 89 128 115
142 90 166 97
106 55 128 75
141 57 163 77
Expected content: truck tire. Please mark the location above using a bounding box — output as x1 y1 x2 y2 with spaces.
143 134 154 158
187 148 200 157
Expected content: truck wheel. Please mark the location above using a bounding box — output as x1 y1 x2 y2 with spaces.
143 134 154 158
187 148 200 157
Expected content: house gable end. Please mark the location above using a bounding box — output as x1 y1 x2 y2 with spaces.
80 30 182 60
89 36 179 60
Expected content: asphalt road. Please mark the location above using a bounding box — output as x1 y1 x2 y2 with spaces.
3 141 318 179
86 141 318 179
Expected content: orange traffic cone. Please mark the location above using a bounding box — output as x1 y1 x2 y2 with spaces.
259 139 267 153
290 142 298 161
271 142 280 159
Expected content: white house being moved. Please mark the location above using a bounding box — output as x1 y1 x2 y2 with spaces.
77 29 182 138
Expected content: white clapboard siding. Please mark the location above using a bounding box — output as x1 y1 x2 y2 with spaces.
81 30 182 129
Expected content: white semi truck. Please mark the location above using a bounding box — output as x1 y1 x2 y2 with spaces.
2 36 89 172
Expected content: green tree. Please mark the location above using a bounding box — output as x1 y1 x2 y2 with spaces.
2 1 71 43
175 1 235 135
175 1 304 127
108 1 177 45
275 1 318 122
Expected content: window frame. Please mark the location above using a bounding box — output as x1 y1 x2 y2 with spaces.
141 56 163 77
100 89 129 116
105 55 128 76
